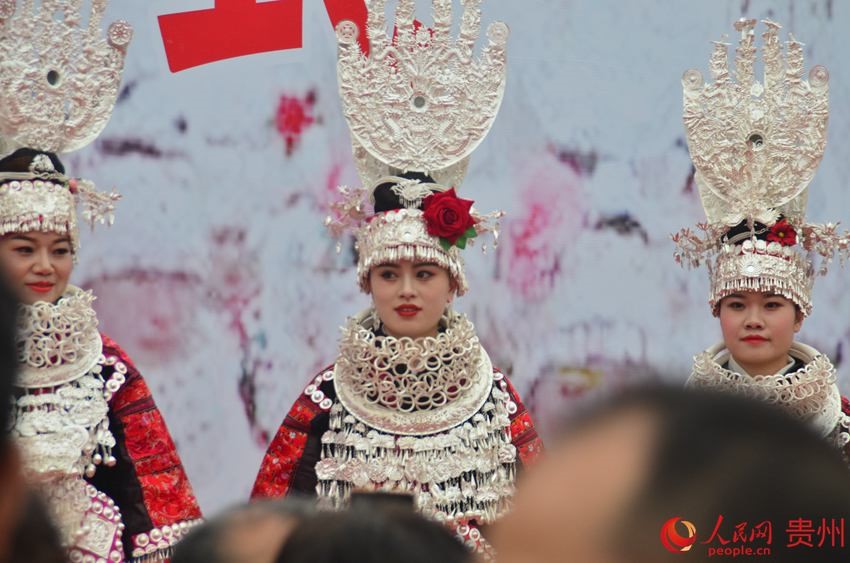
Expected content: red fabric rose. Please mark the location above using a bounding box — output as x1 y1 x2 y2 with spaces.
766 219 797 247
421 188 478 249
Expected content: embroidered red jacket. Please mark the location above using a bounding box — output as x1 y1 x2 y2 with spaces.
251 365 542 500
86 334 202 561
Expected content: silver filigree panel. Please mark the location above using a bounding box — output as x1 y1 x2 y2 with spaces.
336 0 509 177
682 19 828 225
0 0 133 153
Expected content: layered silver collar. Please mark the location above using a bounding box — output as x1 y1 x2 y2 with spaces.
16 285 103 388
333 309 493 435
689 341 845 439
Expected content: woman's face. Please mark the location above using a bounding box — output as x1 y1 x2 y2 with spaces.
0 232 73 305
719 291 803 376
369 260 455 339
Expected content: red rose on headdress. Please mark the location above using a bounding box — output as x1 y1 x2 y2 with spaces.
766 219 797 247
422 188 478 250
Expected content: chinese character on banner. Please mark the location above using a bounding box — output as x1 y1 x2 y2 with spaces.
750 520 773 545
701 515 730 546
158 0 369 73
786 518 816 548
731 521 750 543
817 518 845 548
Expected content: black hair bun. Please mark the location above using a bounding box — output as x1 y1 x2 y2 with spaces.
373 171 437 213
0 148 65 175
723 217 781 245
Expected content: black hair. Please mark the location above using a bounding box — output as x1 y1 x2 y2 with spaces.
721 215 793 246
372 171 437 213
275 502 470 563
171 497 316 563
0 148 65 175
724 218 768 243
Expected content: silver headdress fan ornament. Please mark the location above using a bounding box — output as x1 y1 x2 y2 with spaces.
327 0 508 295
672 18 850 316
0 0 132 255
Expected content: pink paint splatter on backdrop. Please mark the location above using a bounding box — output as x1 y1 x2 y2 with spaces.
501 152 587 301
319 160 345 213
207 227 262 326
275 89 320 156
315 149 361 210
89 228 273 446
83 269 203 369
206 227 271 445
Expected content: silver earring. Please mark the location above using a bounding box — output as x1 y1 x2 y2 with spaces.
370 308 382 332
441 304 453 328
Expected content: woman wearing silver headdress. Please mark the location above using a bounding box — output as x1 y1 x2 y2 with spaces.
0 3 201 561
674 19 850 456
251 0 541 552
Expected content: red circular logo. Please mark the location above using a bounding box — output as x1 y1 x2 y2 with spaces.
660 516 697 553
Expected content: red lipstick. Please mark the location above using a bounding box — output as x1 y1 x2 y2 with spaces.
741 335 768 344
395 305 422 318
26 282 54 294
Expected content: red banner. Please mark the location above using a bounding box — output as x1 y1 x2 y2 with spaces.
159 0 368 73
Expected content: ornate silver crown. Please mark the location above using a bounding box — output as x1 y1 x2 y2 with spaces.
0 0 133 153
682 18 827 227
327 0 507 296
335 0 509 190
0 0 131 253
674 19 850 315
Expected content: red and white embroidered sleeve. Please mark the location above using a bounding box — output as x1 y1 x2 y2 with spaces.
251 366 335 499
501 373 544 468
102 334 203 561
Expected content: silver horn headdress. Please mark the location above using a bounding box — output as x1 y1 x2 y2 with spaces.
327 0 508 295
673 18 849 315
0 0 132 254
